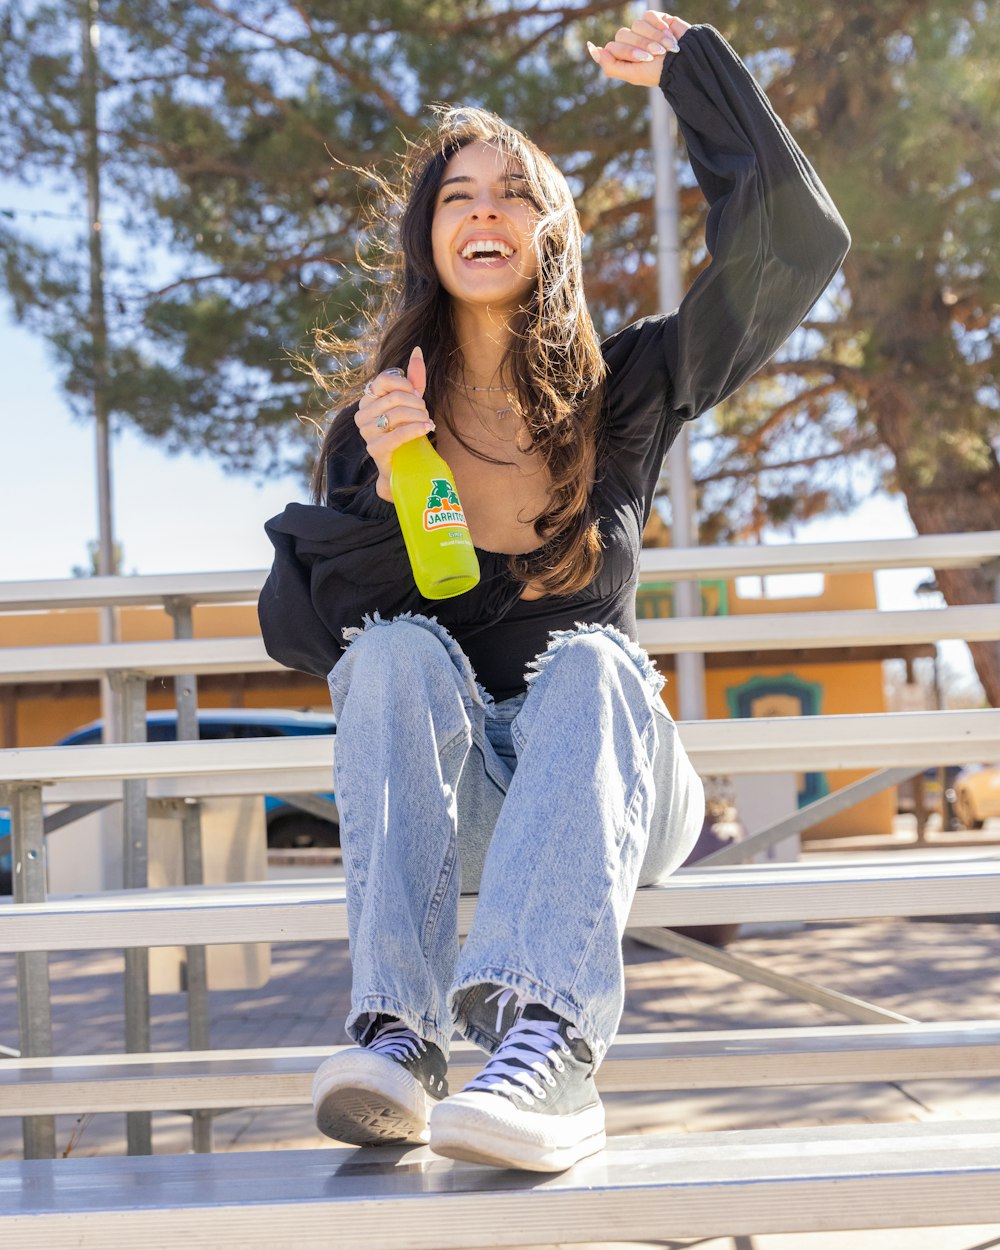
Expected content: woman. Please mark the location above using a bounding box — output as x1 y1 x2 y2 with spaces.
259 11 850 1172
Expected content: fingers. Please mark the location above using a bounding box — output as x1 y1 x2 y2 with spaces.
586 10 686 79
356 351 434 497
406 345 426 397
606 37 658 62
639 11 691 39
633 16 681 50
362 344 426 405
641 10 691 42
586 39 663 83
614 24 679 57
360 368 415 403
356 391 433 438
369 418 435 459
355 381 434 487
587 33 658 66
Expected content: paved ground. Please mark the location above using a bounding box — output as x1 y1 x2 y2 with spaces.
2 852 999 1249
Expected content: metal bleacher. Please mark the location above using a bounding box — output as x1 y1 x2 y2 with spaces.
1 533 999 1245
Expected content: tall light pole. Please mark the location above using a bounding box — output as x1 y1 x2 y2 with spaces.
81 0 120 741
648 76 707 722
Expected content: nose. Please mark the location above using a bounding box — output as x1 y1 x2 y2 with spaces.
468 191 501 220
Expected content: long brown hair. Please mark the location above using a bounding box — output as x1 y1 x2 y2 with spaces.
310 106 607 597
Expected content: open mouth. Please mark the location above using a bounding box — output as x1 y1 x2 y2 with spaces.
459 239 515 266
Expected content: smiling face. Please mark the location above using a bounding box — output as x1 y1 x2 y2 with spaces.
430 141 540 317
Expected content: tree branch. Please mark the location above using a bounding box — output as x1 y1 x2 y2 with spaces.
756 356 865 385
193 0 414 129
741 381 841 457
144 247 347 299
366 1 624 39
696 434 882 486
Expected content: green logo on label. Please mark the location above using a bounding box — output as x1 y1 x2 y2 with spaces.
426 478 461 510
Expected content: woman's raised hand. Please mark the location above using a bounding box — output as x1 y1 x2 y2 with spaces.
587 11 690 87
357 346 435 503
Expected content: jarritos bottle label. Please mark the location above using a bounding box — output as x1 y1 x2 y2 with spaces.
423 477 469 531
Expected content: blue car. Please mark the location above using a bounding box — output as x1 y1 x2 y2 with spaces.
0 709 339 894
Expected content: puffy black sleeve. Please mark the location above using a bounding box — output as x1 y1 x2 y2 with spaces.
601 24 851 487
257 417 422 679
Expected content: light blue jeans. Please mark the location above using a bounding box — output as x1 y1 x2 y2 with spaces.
326 613 704 1067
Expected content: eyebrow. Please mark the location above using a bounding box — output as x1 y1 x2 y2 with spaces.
439 172 529 189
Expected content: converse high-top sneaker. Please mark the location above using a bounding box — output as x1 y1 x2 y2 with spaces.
312 1013 449 1146
430 1003 605 1171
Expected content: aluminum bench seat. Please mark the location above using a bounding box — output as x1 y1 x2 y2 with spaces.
3 1121 999 1248
2 857 998 952
2 1022 999 1117
0 598 998 689
1 709 997 806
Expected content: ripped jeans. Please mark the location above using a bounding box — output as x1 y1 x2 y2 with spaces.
326 614 704 1067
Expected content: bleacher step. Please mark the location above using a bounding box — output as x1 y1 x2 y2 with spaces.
3 858 1000 952
2 1121 999 1248
3 1022 1000 1117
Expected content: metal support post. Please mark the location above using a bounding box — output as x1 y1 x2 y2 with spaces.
698 766 929 866
8 783 56 1159
650 81 706 722
81 0 120 746
165 595 213 1153
628 927 918 1025
912 761 928 844
991 559 1000 707
113 671 152 1155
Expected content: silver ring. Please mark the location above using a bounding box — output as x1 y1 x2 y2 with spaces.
384 367 405 378
375 414 391 432
363 380 375 396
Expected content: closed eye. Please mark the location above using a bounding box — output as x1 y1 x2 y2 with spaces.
505 185 540 208
439 186 536 206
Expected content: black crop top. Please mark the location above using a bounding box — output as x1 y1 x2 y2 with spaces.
259 25 850 702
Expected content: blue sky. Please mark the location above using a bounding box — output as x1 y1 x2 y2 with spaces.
1 317 307 581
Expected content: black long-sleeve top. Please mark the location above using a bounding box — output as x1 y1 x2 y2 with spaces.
259 25 851 702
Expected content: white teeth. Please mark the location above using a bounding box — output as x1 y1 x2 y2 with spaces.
460 239 513 259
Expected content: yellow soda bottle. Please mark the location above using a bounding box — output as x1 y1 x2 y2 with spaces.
390 435 480 599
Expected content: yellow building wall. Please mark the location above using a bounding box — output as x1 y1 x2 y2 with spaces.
1 604 329 748
655 571 893 839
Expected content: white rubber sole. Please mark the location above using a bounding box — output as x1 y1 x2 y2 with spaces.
311 1049 440 1146
429 1091 606 1172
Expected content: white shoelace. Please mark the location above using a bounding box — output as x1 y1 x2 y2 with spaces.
465 1016 580 1107
364 1017 428 1062
483 986 532 1032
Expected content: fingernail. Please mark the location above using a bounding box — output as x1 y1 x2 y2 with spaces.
667 36 681 52
586 40 600 59
412 344 423 357
634 50 654 61
650 42 667 55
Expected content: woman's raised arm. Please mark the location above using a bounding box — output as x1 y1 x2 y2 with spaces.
590 15 851 423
